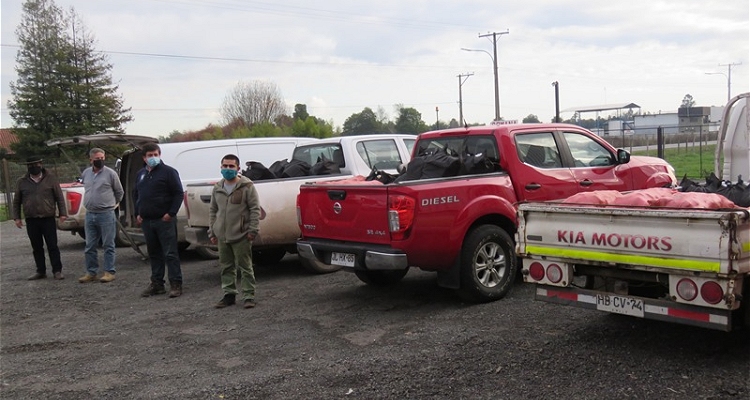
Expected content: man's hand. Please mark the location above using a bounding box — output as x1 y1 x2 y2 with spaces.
14 219 22 229
209 236 217 245
136 215 143 227
59 215 67 223
247 233 256 241
162 213 172 222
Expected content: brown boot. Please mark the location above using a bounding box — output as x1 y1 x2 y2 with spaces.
169 282 183 298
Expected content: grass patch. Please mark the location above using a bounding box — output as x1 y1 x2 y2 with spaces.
0 205 8 222
633 144 716 180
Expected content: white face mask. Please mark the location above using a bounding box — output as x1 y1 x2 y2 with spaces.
146 156 160 167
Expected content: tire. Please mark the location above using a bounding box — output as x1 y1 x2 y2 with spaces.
354 269 409 286
178 242 190 252
299 257 343 274
457 225 517 303
253 248 287 266
195 246 219 259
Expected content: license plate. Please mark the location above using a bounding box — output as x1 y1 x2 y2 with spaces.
596 294 645 318
331 252 355 267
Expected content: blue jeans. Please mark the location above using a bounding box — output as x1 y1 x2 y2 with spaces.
141 218 182 285
84 210 117 275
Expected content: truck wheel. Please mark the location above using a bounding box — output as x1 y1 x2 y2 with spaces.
458 225 517 303
195 246 219 260
354 269 408 286
253 248 287 266
299 257 343 274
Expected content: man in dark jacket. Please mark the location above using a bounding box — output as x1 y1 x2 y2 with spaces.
134 143 184 298
12 156 68 280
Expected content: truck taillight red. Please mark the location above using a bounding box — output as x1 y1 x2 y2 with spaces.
672 276 727 307
388 195 415 240
525 260 569 286
66 191 82 215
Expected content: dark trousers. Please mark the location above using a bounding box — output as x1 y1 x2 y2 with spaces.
26 217 62 274
141 218 182 285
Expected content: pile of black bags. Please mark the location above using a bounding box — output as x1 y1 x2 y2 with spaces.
242 156 341 181
679 173 750 207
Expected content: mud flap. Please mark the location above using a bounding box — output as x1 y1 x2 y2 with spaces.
436 258 461 289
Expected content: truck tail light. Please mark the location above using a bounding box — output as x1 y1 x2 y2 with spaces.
529 262 545 281
183 192 190 219
546 263 563 283
388 195 415 240
66 191 82 215
700 281 724 304
676 278 698 301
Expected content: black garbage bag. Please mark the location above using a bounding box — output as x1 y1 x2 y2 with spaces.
243 161 276 181
365 168 397 184
394 148 460 182
281 159 311 178
461 152 495 175
310 155 341 176
268 159 290 177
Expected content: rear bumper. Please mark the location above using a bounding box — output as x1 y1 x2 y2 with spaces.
297 239 408 271
534 286 735 332
57 217 83 232
185 226 210 246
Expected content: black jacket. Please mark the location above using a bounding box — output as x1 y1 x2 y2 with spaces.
133 162 183 219
12 169 67 219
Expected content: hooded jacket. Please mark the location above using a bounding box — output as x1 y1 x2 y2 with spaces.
208 175 261 244
12 168 68 220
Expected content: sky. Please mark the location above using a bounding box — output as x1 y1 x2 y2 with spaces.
1 0 749 139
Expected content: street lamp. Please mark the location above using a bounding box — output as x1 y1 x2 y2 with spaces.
461 47 500 121
705 72 730 103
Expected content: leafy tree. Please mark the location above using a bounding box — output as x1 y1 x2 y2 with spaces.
680 94 695 108
523 114 540 123
448 118 459 128
8 0 132 158
292 117 334 138
342 107 381 135
221 80 286 126
293 104 309 121
394 106 428 134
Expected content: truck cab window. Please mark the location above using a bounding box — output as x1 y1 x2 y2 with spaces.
563 132 615 167
515 132 561 168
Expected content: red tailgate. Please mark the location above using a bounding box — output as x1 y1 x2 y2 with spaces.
298 184 391 245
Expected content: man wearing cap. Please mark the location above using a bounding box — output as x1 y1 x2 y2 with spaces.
78 148 124 284
12 156 68 280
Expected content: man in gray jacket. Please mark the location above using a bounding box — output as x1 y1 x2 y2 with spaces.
78 148 124 284
209 154 261 309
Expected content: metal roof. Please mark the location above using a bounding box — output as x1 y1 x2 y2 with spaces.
561 102 640 113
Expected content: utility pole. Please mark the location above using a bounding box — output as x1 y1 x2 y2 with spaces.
457 72 474 125
552 81 560 122
435 106 440 130
719 62 742 102
478 30 509 121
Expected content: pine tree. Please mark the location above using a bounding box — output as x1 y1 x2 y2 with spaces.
8 0 132 158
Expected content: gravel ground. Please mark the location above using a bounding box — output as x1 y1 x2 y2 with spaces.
1 219 748 399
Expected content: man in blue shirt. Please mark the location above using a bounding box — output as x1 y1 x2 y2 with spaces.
78 148 124 284
134 143 185 298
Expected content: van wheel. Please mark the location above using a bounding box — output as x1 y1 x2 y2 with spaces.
458 225 516 303
354 269 408 286
195 246 219 260
253 248 287 266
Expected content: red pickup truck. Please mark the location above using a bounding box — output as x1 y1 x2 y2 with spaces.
296 123 676 302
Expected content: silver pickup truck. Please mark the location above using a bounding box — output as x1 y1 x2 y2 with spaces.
184 134 416 271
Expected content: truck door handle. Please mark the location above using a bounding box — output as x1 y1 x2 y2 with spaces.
525 183 541 190
199 195 211 203
579 179 594 187
328 190 347 200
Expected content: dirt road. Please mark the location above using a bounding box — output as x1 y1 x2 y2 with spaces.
1 220 748 399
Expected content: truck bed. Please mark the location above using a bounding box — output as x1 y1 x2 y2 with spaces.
517 203 750 276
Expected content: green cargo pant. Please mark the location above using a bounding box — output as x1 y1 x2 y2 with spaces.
218 238 255 300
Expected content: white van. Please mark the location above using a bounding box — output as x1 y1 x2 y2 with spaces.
48 134 317 253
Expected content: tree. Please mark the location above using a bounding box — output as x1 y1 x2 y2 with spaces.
394 106 428 134
680 94 695 109
8 0 132 158
342 107 381 135
221 80 286 126
523 114 540 123
293 103 309 121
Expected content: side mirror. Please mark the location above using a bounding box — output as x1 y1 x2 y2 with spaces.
397 163 407 175
617 149 630 164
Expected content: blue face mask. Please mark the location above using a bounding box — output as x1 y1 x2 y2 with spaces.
146 156 160 168
221 168 238 180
